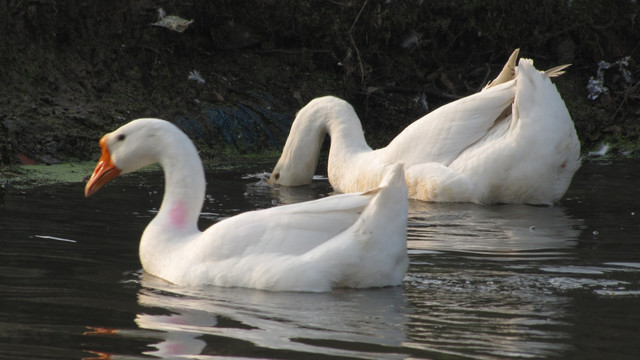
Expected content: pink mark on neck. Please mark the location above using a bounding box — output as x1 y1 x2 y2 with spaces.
169 200 188 228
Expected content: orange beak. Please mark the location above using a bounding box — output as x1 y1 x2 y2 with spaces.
85 136 122 197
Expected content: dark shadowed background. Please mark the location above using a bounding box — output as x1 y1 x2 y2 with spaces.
1 0 638 165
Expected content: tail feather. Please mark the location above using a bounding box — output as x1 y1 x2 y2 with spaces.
360 162 405 195
302 162 408 289
485 49 570 90
544 64 571 78
378 162 405 188
484 48 520 90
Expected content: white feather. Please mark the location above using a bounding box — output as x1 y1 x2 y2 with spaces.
86 119 408 291
270 53 580 205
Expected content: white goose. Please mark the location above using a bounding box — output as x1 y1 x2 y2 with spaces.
270 51 581 205
84 118 408 292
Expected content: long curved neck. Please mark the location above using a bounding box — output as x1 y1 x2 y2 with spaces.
139 128 205 278
271 96 371 186
148 131 205 236
324 106 371 165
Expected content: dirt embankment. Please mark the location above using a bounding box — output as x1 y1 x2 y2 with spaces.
1 0 639 168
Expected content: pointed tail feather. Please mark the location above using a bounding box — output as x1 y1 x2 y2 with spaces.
544 64 571 78
484 48 520 90
378 162 406 188
360 162 406 196
364 163 408 224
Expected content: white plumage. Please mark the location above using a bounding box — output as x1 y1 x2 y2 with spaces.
270 52 581 205
85 118 408 292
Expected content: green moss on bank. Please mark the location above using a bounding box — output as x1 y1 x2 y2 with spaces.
0 151 279 190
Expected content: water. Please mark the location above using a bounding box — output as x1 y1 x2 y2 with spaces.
1 159 639 359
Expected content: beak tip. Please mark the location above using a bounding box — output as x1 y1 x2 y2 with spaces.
84 182 94 198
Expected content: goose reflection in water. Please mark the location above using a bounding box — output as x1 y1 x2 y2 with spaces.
403 201 581 358
407 201 582 257
242 173 334 208
133 273 410 359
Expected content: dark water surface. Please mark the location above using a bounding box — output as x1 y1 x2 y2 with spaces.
1 159 639 359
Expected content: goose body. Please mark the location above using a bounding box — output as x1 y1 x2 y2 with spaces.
85 119 408 292
270 55 580 205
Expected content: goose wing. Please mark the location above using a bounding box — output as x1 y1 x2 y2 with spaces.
382 80 516 167
199 190 378 259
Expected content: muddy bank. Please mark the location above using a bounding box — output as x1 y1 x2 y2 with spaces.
1 0 639 169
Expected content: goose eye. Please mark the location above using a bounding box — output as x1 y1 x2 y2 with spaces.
116 134 126 141
274 173 280 181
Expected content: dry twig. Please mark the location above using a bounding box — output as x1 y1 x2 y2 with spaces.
348 0 369 85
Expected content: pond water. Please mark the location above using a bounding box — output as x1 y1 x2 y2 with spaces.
1 158 639 359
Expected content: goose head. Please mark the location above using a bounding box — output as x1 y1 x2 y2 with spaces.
84 119 170 197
